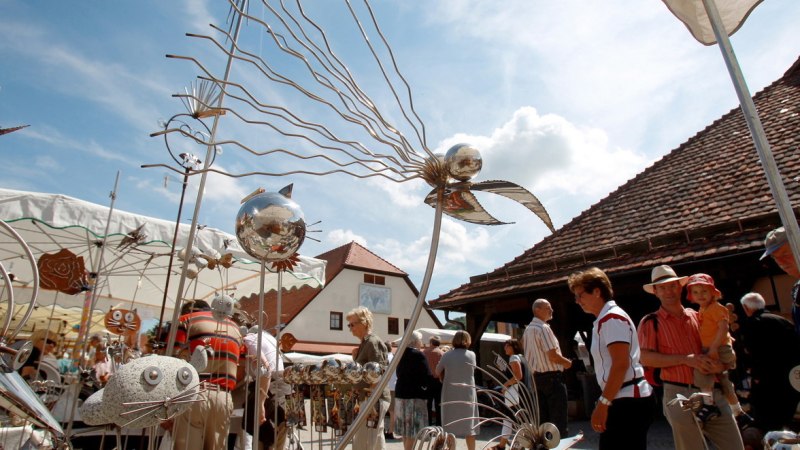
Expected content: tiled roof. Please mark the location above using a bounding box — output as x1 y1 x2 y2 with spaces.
316 241 407 284
431 56 800 309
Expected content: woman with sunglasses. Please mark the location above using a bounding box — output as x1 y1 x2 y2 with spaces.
347 306 390 450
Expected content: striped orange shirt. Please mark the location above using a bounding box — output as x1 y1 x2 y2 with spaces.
637 307 702 385
176 311 243 391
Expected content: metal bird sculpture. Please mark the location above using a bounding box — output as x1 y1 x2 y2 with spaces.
422 144 555 229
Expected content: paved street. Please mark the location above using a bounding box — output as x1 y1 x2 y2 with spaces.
293 416 676 449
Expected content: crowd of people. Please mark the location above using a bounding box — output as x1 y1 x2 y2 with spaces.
12 226 799 450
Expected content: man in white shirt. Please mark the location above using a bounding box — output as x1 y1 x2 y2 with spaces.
522 298 573 436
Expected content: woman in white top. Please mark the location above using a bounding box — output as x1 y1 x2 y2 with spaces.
492 339 524 450
568 267 655 450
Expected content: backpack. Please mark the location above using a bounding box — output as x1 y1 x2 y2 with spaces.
641 313 662 387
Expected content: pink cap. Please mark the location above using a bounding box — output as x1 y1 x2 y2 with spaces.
685 273 722 300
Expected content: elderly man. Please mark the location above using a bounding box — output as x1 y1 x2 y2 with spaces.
638 265 743 450
738 292 800 433
522 298 572 436
760 226 800 334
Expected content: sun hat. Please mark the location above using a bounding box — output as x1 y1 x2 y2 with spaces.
685 273 722 301
761 226 787 260
643 265 688 294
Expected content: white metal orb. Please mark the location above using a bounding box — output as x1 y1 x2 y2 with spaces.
235 191 306 262
444 144 482 181
211 293 236 320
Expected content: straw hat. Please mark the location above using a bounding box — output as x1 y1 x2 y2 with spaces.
643 265 688 294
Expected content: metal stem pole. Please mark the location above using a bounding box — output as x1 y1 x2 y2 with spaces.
254 260 266 448
157 166 191 337
166 1 247 354
68 171 120 438
702 0 800 268
336 188 445 449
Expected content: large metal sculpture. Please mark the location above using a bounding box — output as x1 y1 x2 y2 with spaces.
0 221 66 448
150 1 556 448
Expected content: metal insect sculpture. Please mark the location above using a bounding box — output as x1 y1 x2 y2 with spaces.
149 1 557 448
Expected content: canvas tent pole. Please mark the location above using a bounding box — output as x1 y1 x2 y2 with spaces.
166 1 247 354
68 171 120 438
702 0 800 269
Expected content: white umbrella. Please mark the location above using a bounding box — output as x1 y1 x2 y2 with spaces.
0 188 326 331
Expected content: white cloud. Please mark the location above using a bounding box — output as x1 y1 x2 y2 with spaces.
327 229 367 247
438 106 648 203
366 177 421 208
34 155 61 171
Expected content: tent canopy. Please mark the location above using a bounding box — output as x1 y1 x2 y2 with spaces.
392 328 511 345
0 189 326 333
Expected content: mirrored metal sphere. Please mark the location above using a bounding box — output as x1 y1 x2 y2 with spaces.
292 363 307 384
283 365 295 384
343 362 363 384
235 192 306 262
323 358 342 382
445 143 482 181
307 362 326 384
363 362 383 384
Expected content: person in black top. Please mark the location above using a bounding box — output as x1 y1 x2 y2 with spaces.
394 330 436 450
739 292 800 433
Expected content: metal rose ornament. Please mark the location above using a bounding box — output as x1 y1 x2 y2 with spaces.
235 185 306 262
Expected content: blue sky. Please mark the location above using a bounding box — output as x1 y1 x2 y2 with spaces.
1 1 799 306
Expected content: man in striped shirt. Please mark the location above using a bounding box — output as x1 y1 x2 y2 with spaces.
638 265 743 450
172 300 243 450
523 298 573 436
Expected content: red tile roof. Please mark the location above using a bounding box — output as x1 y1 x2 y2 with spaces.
431 57 800 309
316 241 408 284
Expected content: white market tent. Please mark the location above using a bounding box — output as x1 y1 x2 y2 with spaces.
392 327 511 345
283 352 353 365
0 188 326 336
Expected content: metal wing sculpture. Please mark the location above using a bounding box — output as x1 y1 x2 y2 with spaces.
150 1 557 448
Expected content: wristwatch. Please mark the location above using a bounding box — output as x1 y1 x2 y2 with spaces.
598 395 612 406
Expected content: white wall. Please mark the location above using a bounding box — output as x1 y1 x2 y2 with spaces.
284 268 439 346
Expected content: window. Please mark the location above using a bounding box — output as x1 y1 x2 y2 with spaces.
404 319 410 331
330 312 343 330
388 317 399 335
363 274 386 285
